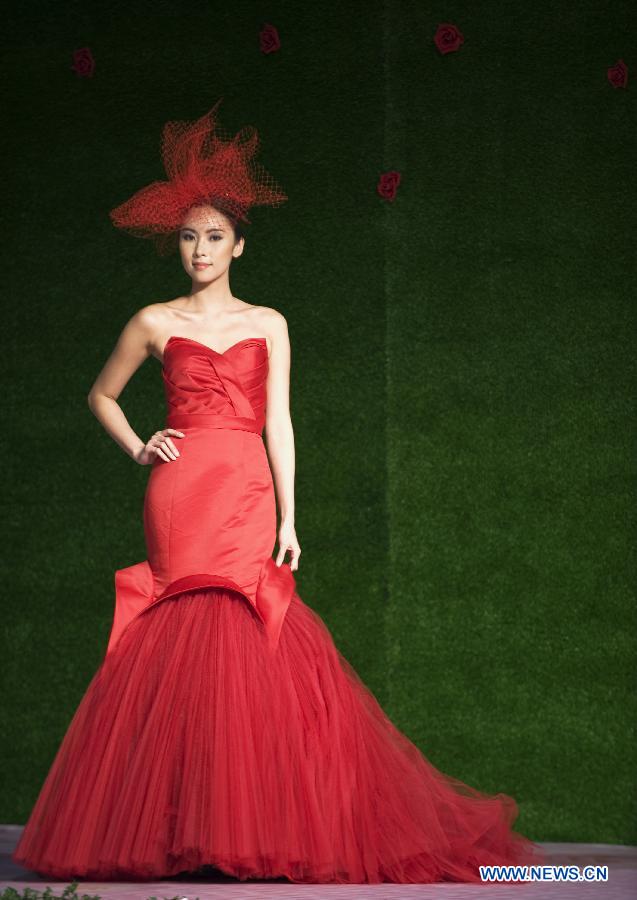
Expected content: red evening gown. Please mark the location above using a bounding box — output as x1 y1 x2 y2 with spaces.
12 335 544 884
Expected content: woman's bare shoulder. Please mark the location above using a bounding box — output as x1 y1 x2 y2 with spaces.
121 300 179 359
128 298 172 323
248 304 288 350
132 298 188 331
141 296 187 316
251 303 288 330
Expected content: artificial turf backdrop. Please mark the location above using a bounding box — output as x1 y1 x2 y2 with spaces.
2 0 635 846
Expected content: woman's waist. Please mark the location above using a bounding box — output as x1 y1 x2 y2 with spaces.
166 411 262 434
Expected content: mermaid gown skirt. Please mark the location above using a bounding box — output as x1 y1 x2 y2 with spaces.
12 335 543 883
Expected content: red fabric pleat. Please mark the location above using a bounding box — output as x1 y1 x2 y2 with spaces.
13 588 544 884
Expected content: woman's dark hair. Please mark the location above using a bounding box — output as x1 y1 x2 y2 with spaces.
206 196 248 246
230 218 247 245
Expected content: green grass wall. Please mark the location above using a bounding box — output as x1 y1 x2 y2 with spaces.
2 0 635 846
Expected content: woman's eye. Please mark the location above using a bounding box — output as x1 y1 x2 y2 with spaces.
180 233 222 241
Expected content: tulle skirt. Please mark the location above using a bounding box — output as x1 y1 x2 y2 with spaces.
13 587 544 883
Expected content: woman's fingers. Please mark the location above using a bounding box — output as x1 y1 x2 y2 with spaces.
276 544 301 570
161 429 184 460
149 433 174 461
163 437 181 458
145 429 186 464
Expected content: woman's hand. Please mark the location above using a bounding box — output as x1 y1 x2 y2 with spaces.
276 521 301 571
135 428 186 465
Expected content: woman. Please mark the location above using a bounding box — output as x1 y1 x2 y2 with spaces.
12 100 543 884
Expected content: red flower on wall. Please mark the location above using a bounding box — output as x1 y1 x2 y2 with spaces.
607 58 628 88
434 23 464 55
377 171 401 201
260 23 281 54
71 47 95 77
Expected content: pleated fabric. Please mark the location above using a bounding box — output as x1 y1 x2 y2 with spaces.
13 587 543 884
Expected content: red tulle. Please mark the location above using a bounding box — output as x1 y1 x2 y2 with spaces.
108 98 287 253
12 587 543 884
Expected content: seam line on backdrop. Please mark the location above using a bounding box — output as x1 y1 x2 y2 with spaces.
382 0 400 715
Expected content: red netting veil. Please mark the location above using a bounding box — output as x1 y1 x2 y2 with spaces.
109 98 288 254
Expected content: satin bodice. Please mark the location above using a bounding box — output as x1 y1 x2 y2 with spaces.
161 336 269 435
105 331 295 659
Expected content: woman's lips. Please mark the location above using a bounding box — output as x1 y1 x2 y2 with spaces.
193 263 210 270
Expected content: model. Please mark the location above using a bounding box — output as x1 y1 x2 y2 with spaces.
12 99 543 884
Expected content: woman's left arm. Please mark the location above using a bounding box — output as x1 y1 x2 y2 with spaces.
263 311 300 570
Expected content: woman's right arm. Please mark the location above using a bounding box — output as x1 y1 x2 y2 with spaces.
87 305 181 464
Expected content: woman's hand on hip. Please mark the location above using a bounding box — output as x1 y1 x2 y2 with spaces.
135 428 185 465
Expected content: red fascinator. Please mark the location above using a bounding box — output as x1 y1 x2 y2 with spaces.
109 98 288 254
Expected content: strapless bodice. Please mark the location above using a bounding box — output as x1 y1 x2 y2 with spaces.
161 336 268 435
106 331 294 661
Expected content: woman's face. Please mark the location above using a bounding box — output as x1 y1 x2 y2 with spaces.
178 205 244 282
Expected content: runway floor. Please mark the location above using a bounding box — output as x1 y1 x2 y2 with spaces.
2 826 635 900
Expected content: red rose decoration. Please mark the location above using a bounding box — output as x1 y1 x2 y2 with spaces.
260 23 281 54
377 171 401 201
434 23 465 55
607 58 628 88
71 47 95 77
